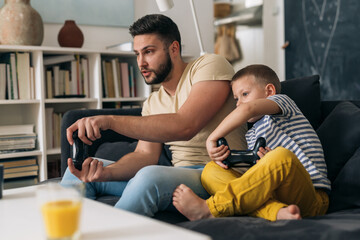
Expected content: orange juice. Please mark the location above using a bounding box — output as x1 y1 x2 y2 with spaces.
41 200 82 238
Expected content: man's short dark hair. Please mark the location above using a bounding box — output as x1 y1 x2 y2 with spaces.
129 14 182 53
232 64 281 94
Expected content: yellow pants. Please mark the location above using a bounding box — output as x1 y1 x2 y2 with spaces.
201 147 329 221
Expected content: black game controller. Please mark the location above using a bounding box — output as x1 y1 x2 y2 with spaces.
70 131 90 170
217 137 266 167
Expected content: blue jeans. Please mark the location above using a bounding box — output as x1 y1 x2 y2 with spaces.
61 158 210 217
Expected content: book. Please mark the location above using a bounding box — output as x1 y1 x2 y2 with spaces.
4 164 39 174
0 134 36 151
111 58 121 98
4 176 38 189
43 54 75 66
6 64 11 99
0 124 34 136
10 53 19 99
53 65 60 96
16 52 31 99
120 62 130 97
70 60 78 95
81 58 89 97
105 61 115 98
0 157 37 168
29 67 35 99
45 107 54 149
46 70 53 98
0 63 6 99
129 65 135 97
101 60 108 97
4 170 38 179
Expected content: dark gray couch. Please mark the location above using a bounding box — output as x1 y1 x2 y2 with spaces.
60 75 360 239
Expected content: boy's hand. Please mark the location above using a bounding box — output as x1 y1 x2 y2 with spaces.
256 146 272 163
206 139 230 169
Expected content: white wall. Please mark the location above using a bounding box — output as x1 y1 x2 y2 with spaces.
41 0 285 79
41 0 214 57
263 0 285 81
230 0 285 81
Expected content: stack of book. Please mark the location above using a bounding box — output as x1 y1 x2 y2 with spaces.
45 108 62 149
0 124 37 153
1 157 39 189
44 54 90 98
101 58 136 98
0 52 36 100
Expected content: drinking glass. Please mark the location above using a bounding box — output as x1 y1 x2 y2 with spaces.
36 182 84 240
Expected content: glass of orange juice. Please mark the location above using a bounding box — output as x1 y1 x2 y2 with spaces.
36 182 84 240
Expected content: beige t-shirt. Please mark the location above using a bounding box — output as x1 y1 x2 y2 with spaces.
142 54 247 166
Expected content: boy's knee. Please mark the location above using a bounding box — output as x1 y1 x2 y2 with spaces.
265 147 298 165
201 161 225 185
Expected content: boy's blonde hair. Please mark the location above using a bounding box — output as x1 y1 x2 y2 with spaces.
232 64 281 94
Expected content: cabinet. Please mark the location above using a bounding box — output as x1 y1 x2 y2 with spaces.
0 45 151 182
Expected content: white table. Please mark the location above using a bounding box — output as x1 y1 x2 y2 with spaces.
0 186 211 240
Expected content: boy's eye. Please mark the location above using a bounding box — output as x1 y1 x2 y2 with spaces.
242 92 248 97
234 98 238 102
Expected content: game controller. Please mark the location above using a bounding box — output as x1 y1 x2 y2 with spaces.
217 137 266 167
70 131 90 170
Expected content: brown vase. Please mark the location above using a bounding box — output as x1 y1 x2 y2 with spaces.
58 20 84 48
0 0 44 46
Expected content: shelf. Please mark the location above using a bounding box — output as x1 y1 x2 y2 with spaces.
45 98 98 104
46 148 61 155
0 99 40 105
102 97 147 102
0 45 149 183
0 150 42 159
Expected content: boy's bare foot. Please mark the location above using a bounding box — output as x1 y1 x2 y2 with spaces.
173 184 214 221
277 204 302 220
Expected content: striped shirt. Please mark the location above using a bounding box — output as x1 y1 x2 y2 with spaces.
246 94 331 192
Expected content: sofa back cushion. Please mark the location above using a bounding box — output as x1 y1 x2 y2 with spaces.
316 101 360 183
281 75 321 129
328 146 360 212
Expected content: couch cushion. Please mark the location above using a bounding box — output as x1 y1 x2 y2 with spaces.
95 141 138 161
316 101 360 182
328 146 360 213
281 75 321 129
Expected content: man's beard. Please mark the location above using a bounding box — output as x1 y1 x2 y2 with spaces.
143 52 172 85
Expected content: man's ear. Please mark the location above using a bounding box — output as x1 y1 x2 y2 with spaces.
169 41 180 56
265 83 276 96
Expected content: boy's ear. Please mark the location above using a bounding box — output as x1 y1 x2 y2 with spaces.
265 84 276 96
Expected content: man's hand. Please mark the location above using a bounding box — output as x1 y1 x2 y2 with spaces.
206 139 230 169
67 115 113 145
67 157 111 182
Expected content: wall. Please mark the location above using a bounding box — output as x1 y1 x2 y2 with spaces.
263 0 285 81
41 0 214 57
41 0 285 80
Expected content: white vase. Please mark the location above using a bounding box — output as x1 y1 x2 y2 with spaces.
0 0 44 46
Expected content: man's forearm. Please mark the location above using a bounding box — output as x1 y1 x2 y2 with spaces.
108 114 194 143
106 150 159 181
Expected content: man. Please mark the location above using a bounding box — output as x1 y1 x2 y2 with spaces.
62 14 247 217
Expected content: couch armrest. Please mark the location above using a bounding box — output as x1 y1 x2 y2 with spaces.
60 108 142 175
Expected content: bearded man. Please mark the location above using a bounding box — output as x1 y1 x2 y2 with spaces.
61 14 247 217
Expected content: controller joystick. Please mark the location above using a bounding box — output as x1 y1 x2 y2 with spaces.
70 131 90 170
217 137 266 168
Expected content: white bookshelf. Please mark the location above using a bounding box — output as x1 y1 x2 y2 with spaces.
0 45 151 181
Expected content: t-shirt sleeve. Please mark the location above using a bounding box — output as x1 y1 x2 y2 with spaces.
190 54 235 85
267 94 301 118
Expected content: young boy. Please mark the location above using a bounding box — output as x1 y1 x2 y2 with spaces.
173 64 331 221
